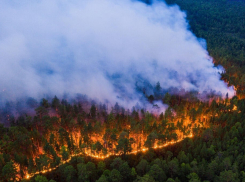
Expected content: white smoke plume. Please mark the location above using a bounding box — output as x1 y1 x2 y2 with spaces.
0 0 234 109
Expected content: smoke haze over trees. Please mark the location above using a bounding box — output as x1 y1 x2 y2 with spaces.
0 0 234 108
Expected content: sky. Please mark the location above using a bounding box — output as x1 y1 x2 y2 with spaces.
0 0 235 110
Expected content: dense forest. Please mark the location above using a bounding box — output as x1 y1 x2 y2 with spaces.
1 0 245 181
164 0 245 98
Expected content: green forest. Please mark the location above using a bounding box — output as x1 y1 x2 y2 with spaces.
164 0 245 98
1 0 245 181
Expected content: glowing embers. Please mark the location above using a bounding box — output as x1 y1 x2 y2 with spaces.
26 174 30 179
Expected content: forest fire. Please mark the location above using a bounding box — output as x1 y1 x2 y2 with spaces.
0 0 244 181
1 93 240 181
24 133 193 180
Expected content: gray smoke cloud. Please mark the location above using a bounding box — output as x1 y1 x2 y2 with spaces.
0 0 234 110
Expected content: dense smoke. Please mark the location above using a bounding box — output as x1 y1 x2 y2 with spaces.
0 0 234 110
